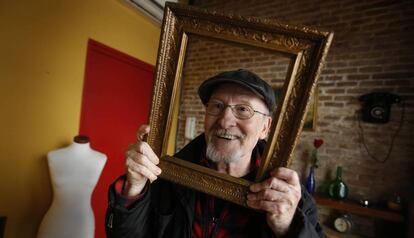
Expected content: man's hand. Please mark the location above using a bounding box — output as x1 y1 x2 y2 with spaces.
246 167 301 236
123 125 162 197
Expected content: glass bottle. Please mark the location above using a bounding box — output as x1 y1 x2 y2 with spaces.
329 166 348 200
306 166 316 194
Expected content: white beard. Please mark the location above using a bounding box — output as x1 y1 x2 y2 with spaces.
206 129 245 163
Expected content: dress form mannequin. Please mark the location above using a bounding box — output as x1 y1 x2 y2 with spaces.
37 136 107 238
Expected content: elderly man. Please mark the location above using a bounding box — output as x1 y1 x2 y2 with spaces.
106 69 324 238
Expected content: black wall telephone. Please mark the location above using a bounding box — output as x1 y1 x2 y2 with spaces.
359 92 402 123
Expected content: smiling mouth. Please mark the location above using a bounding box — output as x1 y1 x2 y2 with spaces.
214 130 243 141
216 134 238 140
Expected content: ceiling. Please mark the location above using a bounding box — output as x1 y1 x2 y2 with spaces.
126 0 179 24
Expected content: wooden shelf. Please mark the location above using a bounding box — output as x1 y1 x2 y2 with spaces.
322 225 362 238
315 195 404 223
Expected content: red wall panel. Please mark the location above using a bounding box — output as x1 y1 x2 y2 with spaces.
79 39 154 238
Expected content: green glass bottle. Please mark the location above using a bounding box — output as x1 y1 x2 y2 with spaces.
329 166 348 200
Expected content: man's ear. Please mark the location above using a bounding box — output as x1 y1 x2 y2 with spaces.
259 116 272 140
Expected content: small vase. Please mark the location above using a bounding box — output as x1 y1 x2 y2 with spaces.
329 166 348 200
306 166 316 194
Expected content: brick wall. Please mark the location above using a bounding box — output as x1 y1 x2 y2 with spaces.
176 35 289 150
181 0 414 236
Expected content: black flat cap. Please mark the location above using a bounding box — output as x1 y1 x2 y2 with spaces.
198 69 276 113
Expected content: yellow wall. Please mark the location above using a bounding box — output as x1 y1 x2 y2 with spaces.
0 0 160 237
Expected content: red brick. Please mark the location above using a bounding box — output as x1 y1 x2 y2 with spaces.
319 96 333 101
347 74 370 80
325 75 343 81
337 82 358 87
318 82 335 87
384 80 411 86
334 96 355 101
326 88 345 94
321 69 335 74
358 66 383 73
359 81 384 86
324 102 344 107
336 68 357 73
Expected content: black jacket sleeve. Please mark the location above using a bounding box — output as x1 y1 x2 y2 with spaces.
105 177 153 238
281 187 325 238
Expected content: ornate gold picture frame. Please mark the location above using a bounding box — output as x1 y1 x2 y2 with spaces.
274 86 318 131
147 3 333 207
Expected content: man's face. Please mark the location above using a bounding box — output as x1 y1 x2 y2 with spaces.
204 83 272 164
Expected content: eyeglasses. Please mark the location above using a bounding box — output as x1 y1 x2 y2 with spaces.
205 101 269 120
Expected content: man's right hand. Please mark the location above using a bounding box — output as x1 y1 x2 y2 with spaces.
123 125 162 197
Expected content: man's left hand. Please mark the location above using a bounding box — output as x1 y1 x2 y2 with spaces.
247 167 301 236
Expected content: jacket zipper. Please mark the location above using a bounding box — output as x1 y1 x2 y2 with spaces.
206 197 227 238
209 210 225 238
107 213 114 229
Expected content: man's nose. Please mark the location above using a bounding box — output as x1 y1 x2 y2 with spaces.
216 106 237 128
